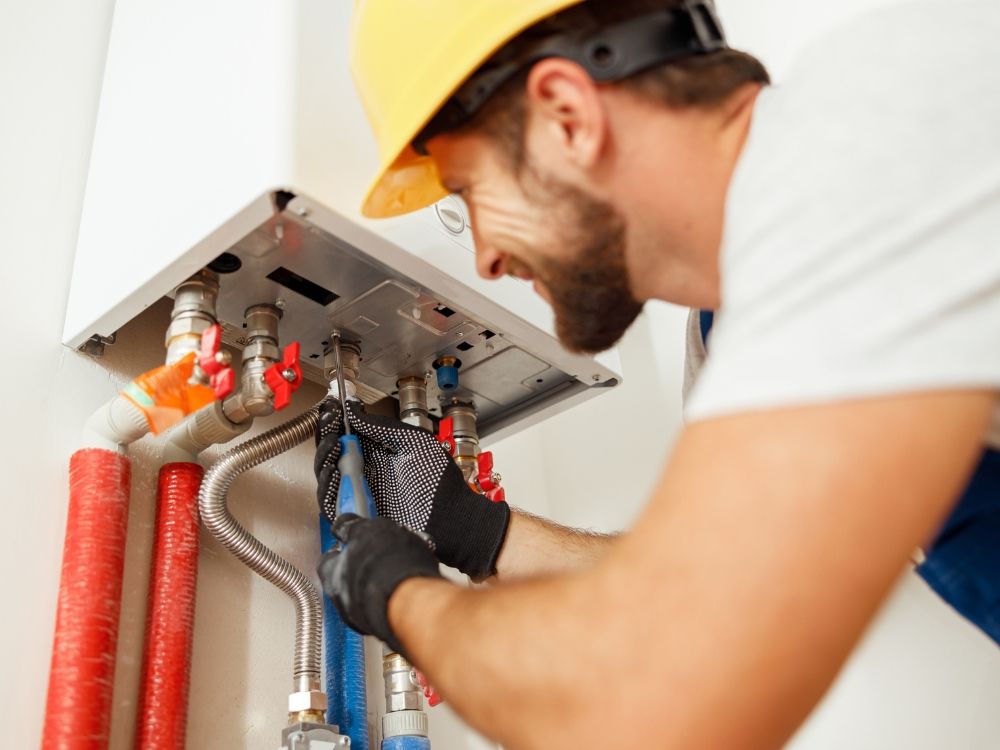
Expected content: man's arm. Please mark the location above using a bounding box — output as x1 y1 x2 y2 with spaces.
494 509 616 579
390 390 996 749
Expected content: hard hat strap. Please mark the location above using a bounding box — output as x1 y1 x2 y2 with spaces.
414 0 727 153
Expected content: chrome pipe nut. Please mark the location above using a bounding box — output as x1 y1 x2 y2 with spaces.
288 690 329 713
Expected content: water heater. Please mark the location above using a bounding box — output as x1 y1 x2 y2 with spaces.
63 0 622 439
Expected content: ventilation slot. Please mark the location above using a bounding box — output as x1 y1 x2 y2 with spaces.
266 267 339 306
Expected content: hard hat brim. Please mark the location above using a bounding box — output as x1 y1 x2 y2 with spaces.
361 145 450 219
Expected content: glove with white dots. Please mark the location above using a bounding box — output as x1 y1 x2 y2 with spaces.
315 399 510 580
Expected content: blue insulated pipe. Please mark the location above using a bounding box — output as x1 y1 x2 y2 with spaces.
383 737 432 750
321 515 370 750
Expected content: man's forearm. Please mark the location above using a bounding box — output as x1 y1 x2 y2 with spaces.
388 570 598 748
495 508 617 579
384 393 996 750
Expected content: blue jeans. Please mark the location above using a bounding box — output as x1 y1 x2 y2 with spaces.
919 449 1000 645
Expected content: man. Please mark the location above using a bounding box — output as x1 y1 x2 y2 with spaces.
315 1 1000 747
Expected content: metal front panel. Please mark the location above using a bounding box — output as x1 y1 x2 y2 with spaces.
211 203 599 433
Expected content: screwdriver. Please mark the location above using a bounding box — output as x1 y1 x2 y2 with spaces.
332 333 377 519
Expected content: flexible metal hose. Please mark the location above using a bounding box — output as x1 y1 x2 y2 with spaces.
199 404 322 684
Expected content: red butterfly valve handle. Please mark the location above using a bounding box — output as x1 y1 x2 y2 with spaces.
476 451 506 503
263 341 303 411
197 323 235 399
436 416 456 456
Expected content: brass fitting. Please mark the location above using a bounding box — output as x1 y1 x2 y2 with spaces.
165 270 220 365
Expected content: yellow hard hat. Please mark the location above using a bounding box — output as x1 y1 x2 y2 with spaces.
350 0 585 218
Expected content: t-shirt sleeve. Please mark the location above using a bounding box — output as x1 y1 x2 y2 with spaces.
685 1 1000 424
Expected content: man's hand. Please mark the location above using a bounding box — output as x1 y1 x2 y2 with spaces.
317 514 442 656
314 399 510 580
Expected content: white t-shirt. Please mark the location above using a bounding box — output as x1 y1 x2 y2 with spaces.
684 0 1000 451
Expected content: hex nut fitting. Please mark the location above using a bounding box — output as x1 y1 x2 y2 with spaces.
164 315 213 343
242 340 281 362
288 690 328 713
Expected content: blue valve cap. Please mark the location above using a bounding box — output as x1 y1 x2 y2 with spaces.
436 365 459 392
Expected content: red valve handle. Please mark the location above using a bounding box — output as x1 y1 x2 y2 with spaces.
436 416 455 456
477 451 505 501
263 341 302 411
476 451 498 492
212 368 236 401
197 324 235 399
197 324 224 375
415 670 443 708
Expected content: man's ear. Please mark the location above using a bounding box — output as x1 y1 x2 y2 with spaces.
524 58 608 170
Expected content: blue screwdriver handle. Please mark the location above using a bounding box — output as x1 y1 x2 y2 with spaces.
336 434 377 518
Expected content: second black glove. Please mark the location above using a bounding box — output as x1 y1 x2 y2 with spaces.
317 514 443 657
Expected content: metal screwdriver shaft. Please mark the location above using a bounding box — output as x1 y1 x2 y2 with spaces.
331 333 375 519
332 333 352 437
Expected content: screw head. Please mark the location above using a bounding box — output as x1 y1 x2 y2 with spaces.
282 368 297 383
275 297 287 310
214 350 232 366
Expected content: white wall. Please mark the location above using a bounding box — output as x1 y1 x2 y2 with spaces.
3 1 1000 749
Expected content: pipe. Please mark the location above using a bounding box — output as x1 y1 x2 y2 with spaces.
162 400 252 464
136 301 288 746
199 406 325 693
383 737 432 750
164 270 220 365
381 651 430 750
320 339 370 747
442 400 479 482
222 304 283 424
42 448 131 750
83 394 150 454
321 517 370 749
135 463 203 750
43 270 224 750
136 344 273 747
135 407 250 750
396 376 432 432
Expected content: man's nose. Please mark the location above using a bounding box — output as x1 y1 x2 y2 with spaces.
474 243 507 281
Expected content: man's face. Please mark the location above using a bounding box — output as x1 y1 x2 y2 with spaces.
428 131 642 354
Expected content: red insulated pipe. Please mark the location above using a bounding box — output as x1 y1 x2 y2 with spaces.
135 462 204 750
43 448 132 750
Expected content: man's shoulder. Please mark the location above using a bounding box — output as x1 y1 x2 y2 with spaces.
775 0 1000 105
727 0 1000 245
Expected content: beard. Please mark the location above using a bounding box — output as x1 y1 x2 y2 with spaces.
525 175 643 354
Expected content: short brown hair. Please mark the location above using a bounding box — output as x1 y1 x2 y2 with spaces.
463 0 770 164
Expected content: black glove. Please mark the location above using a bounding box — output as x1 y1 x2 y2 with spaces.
317 513 443 656
315 399 511 580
